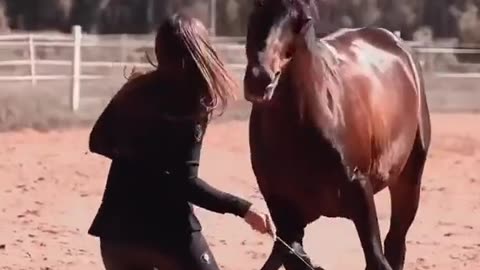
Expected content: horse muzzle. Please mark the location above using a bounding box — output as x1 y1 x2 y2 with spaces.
244 64 281 104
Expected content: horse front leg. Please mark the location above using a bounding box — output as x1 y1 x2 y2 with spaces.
260 240 284 270
279 229 320 270
261 198 323 270
262 224 320 270
341 169 392 270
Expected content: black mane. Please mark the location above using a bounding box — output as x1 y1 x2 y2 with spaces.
252 0 332 37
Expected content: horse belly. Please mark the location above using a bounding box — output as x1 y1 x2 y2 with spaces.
369 125 418 190
368 76 420 187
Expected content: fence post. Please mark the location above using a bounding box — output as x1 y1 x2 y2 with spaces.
28 34 36 86
209 0 217 35
70 25 82 112
120 34 127 63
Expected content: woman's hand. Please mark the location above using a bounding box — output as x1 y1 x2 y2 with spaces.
243 205 276 237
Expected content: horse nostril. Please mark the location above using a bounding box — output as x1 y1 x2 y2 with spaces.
246 65 278 92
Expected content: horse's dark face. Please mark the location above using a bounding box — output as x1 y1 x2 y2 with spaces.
244 0 313 104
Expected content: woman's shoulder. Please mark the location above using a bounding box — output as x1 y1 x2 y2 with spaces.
109 70 167 108
117 70 159 96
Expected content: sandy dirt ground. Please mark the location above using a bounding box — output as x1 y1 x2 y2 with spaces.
0 113 479 270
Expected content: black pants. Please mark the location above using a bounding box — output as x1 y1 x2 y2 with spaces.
100 232 220 270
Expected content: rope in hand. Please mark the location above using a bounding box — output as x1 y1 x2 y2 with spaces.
272 235 317 270
265 217 317 270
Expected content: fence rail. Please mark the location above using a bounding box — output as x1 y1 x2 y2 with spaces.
0 26 479 111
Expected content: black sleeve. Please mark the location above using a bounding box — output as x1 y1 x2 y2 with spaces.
186 174 252 217
176 123 252 217
89 78 140 160
89 99 117 159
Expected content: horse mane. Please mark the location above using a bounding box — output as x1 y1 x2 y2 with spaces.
291 23 343 124
303 0 334 37
305 0 321 27
314 40 341 89
301 21 341 90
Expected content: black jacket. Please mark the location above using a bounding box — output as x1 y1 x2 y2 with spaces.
87 73 252 245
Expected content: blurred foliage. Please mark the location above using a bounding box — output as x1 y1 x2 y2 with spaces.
0 0 478 43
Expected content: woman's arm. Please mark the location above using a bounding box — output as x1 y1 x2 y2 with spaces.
179 156 252 217
162 120 273 235
89 75 143 159
185 173 252 217
175 123 252 217
89 100 117 159
179 159 273 235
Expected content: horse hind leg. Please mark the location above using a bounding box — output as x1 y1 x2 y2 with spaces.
384 137 427 270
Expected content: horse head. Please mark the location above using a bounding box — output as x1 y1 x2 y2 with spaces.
244 0 318 104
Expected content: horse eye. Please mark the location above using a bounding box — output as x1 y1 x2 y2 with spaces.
288 11 301 31
285 46 294 58
285 51 292 59
292 19 303 33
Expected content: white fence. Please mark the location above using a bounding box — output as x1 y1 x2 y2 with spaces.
0 25 479 111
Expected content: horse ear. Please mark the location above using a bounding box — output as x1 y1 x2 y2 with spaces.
299 16 313 36
254 0 264 7
295 16 314 51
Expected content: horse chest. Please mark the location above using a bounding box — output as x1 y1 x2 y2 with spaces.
250 112 346 219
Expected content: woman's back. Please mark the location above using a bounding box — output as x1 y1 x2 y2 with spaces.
89 72 207 244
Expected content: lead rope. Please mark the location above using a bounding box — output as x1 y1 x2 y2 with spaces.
269 234 317 270
154 234 316 270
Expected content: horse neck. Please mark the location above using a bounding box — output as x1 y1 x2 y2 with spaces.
285 42 336 125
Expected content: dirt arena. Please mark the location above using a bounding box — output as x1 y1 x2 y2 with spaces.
0 112 479 270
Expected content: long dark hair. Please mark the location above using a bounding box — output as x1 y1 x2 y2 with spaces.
152 13 238 119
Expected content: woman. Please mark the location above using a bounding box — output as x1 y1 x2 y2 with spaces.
88 13 274 270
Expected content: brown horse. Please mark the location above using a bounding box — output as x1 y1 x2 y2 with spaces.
243 1 431 270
